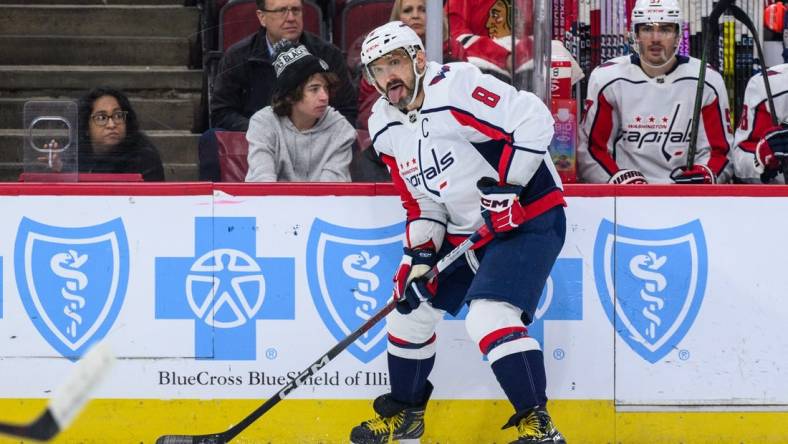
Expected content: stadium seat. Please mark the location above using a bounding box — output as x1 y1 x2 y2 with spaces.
215 130 249 182
336 0 394 72
218 0 325 51
218 0 259 51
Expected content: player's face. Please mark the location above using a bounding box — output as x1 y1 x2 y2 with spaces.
398 0 426 39
258 0 303 43
636 22 679 66
89 95 127 152
368 49 417 108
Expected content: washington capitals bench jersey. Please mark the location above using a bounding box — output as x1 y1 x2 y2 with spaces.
578 54 733 183
369 61 564 246
733 63 788 183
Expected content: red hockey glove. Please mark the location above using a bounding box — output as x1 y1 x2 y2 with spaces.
670 164 716 184
755 126 788 182
608 169 648 184
477 177 527 235
392 247 438 315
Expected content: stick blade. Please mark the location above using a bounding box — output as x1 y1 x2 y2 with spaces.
156 434 225 444
48 341 115 430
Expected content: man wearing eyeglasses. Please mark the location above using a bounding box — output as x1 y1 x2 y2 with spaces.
200 0 358 181
577 0 733 185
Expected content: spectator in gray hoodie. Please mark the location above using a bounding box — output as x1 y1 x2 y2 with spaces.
245 42 355 182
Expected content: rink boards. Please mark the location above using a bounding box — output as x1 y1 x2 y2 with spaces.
0 183 786 443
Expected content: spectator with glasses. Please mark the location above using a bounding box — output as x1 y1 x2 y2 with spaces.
77 86 164 181
200 0 357 181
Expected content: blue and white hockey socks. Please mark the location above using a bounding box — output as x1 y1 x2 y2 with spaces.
491 349 548 411
388 352 435 405
466 299 547 411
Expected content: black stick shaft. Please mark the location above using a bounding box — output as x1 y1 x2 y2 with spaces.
216 225 489 442
727 6 776 123
726 4 788 181
687 0 735 168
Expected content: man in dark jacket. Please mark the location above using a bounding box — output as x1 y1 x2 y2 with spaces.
199 0 358 180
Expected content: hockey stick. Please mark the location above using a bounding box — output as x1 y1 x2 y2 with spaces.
0 341 114 441
727 5 776 122
156 225 492 444
686 0 734 169
726 3 788 182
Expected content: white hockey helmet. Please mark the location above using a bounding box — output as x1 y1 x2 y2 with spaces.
360 21 424 67
630 0 682 34
360 21 426 108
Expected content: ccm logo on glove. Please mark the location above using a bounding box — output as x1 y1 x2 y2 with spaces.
477 177 527 235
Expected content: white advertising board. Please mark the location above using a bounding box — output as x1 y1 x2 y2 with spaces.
0 190 785 407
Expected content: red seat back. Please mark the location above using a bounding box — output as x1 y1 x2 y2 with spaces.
219 0 325 51
302 0 324 40
219 0 259 50
216 130 249 182
338 0 394 69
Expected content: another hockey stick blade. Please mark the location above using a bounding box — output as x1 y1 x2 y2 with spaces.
0 341 114 441
155 225 491 444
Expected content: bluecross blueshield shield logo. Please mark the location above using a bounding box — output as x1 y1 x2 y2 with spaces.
15 217 129 360
307 219 404 363
594 219 708 363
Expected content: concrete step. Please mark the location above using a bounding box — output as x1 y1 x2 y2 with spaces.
0 97 198 131
0 35 190 66
0 162 198 182
0 5 199 38
163 162 198 181
0 129 198 163
0 65 202 93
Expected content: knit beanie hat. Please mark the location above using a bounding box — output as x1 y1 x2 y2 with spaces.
272 41 330 99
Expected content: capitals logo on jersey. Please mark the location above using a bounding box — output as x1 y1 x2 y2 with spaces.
401 136 456 195
15 217 129 360
593 219 708 363
306 219 404 363
620 103 692 160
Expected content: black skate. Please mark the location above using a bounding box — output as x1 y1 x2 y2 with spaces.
503 407 566 444
350 383 432 444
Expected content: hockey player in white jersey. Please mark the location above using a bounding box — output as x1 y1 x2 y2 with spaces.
733 63 788 183
350 21 567 444
578 0 733 184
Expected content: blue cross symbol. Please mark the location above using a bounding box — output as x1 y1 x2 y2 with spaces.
155 217 295 360
527 258 583 346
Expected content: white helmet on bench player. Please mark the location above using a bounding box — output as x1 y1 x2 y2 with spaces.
630 0 683 68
